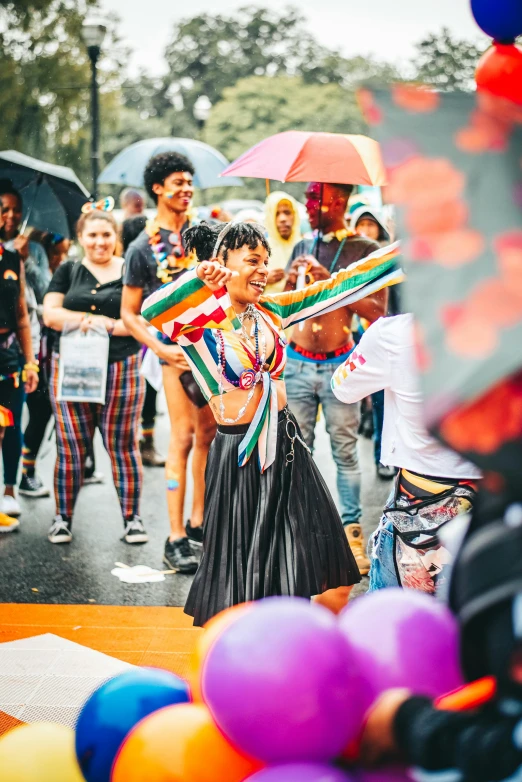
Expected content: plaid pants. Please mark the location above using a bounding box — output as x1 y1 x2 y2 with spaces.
50 352 145 521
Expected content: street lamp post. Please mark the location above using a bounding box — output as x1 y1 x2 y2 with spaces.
81 19 107 200
193 95 212 139
193 96 212 206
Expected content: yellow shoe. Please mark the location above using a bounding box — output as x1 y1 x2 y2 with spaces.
0 512 20 533
345 523 370 576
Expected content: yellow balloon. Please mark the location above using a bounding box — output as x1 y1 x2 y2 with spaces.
0 722 84 782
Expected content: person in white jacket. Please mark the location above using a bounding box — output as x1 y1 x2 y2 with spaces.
331 313 482 594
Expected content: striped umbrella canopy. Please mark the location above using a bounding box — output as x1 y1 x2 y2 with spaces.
220 131 386 186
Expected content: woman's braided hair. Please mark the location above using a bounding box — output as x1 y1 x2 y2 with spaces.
184 221 270 263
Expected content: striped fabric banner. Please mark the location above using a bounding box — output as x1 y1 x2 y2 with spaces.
141 242 404 471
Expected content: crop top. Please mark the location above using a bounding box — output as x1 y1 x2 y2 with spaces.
0 244 21 332
143 242 402 471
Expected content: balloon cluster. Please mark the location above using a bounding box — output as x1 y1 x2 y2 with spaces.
0 590 464 782
472 0 522 105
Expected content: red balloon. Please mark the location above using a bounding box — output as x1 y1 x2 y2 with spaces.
475 43 522 106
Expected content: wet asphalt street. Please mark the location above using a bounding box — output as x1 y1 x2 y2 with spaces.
0 394 390 607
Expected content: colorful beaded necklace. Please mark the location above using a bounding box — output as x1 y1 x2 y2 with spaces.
146 219 197 284
215 305 267 424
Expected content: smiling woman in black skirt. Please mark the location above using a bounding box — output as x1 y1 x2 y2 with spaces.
142 221 402 625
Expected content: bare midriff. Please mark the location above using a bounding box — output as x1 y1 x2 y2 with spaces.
0 328 11 334
291 307 354 353
208 378 287 426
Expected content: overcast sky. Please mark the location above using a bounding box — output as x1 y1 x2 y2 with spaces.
101 0 486 77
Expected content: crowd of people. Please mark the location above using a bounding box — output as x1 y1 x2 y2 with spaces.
0 150 479 619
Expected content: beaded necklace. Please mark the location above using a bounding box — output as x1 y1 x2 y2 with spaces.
146 219 197 284
216 305 267 424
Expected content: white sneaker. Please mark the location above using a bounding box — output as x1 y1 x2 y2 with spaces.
2 495 21 517
48 516 73 544
83 471 104 485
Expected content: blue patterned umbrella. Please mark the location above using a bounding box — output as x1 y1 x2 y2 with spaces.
98 138 242 189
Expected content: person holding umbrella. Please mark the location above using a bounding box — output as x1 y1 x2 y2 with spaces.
284 182 384 575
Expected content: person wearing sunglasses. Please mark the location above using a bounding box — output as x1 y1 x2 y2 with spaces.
331 312 482 594
121 152 216 576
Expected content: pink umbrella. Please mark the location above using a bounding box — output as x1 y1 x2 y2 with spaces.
220 131 386 185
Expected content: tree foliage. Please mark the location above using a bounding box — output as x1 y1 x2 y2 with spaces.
0 0 123 184
162 6 397 115
413 27 485 91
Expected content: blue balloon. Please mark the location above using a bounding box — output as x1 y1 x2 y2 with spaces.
471 0 522 42
75 668 190 782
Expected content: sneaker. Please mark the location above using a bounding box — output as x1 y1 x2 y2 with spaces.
1 494 21 517
19 473 51 498
83 471 104 485
344 522 370 576
122 516 149 544
48 516 72 544
163 537 198 574
140 440 166 467
0 512 20 533
185 519 203 548
377 463 396 481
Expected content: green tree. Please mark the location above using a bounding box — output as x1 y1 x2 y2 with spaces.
203 75 366 201
412 27 485 91
0 0 123 185
162 6 397 117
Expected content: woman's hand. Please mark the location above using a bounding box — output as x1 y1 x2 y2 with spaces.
197 260 238 291
156 342 190 371
80 315 114 333
359 689 411 766
24 368 39 394
13 235 30 261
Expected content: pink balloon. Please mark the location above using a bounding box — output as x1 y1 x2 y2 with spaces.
339 589 463 703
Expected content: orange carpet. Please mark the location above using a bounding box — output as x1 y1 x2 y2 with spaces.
0 603 202 736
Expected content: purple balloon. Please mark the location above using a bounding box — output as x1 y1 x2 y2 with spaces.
202 597 367 763
356 767 411 781
247 763 355 782
339 589 463 703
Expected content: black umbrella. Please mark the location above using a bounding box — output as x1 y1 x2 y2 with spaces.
0 150 91 238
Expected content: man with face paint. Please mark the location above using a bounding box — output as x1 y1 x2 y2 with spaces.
285 182 385 575
122 152 216 575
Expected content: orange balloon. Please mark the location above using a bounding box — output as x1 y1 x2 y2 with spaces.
111 703 263 782
476 43 522 107
188 603 253 702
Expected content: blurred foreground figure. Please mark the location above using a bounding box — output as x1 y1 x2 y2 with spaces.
356 82 522 782
332 313 481 594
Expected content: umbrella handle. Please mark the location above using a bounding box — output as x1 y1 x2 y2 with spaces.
20 173 44 235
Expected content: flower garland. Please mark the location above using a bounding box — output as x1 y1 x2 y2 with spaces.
146 219 197 284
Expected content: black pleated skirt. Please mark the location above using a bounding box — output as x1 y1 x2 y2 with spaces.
184 407 360 626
